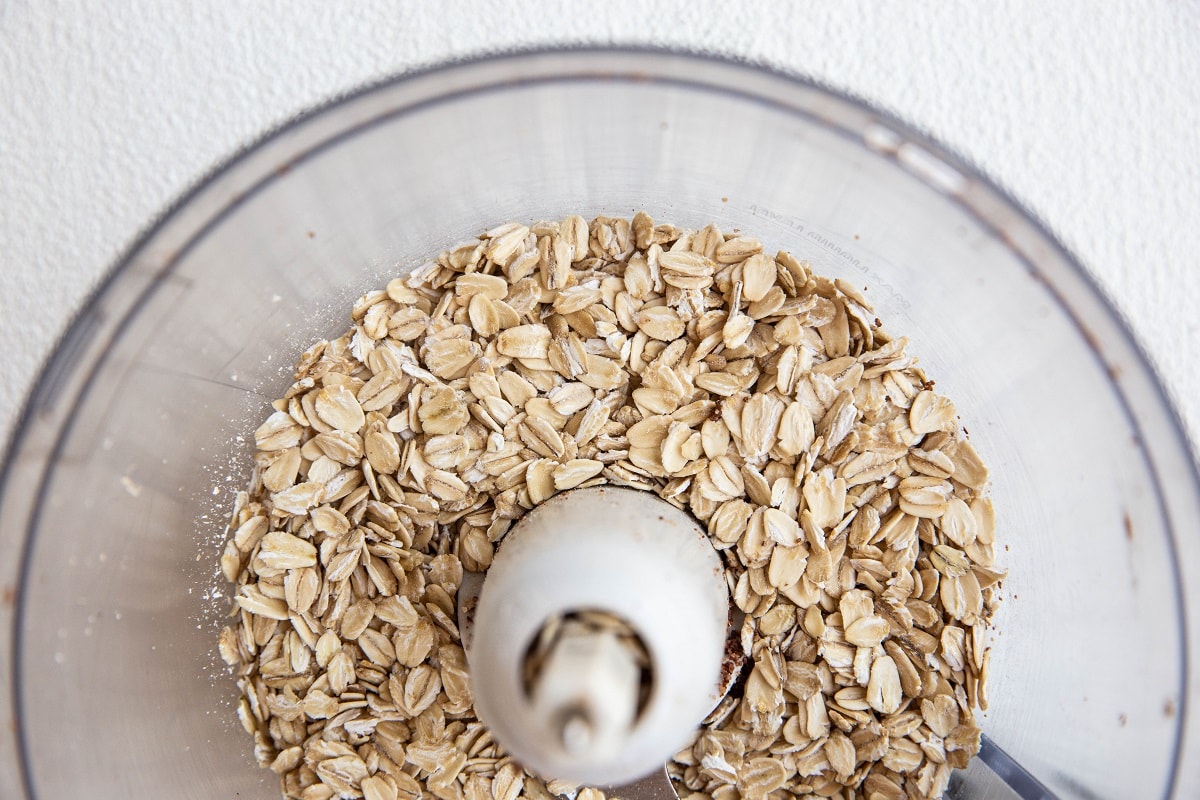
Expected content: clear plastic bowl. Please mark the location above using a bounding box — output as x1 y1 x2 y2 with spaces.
1 49 1198 799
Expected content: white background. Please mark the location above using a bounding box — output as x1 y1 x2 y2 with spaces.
1 0 1198 455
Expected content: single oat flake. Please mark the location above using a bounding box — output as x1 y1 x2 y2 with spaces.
219 213 1002 800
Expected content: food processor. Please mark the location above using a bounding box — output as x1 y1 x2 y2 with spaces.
1 49 1198 799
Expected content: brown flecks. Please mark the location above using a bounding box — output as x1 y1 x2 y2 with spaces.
1123 512 1134 541
854 234 861 240
720 621 747 692
1 585 14 607
721 197 729 203
306 231 316 239
1164 699 1176 718
1078 324 1101 355
874 317 882 328
460 595 478 630
1118 713 1128 726
995 225 1019 254
275 162 293 177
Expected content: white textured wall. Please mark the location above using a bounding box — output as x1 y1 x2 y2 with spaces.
1 0 1198 453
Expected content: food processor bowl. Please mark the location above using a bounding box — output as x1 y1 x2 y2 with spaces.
1 49 1198 799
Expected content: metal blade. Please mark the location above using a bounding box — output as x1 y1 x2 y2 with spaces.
949 736 1060 799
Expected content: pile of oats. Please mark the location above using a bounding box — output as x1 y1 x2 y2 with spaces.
219 214 1002 800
